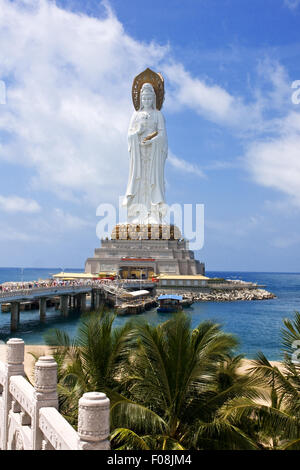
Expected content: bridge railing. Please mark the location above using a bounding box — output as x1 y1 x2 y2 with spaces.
0 279 156 300
0 339 110 450
0 285 93 300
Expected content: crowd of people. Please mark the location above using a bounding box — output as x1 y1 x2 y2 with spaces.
0 275 155 296
0 278 116 294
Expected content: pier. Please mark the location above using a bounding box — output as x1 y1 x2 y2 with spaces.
0 276 274 333
0 281 157 331
0 285 92 331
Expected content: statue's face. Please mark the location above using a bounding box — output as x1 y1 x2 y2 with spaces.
141 91 153 109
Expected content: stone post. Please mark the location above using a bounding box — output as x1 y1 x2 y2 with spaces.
39 298 47 320
2 338 25 450
10 302 20 331
60 295 69 317
78 392 110 450
32 356 58 450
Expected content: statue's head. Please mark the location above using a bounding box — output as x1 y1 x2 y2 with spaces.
140 83 156 110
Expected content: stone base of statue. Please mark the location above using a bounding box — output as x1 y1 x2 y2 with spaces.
85 224 205 278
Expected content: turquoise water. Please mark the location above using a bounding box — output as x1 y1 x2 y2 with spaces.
1 268 300 360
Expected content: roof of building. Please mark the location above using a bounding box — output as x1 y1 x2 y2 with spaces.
158 294 183 301
129 290 150 297
52 272 116 279
158 274 209 280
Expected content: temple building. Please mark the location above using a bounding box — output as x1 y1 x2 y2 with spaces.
85 224 205 280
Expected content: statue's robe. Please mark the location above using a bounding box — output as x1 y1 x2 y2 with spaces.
125 109 167 222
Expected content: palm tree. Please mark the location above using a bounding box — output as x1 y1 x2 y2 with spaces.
111 312 263 450
44 310 133 426
218 311 300 450
45 309 266 449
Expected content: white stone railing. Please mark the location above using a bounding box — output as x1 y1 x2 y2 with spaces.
0 280 156 299
0 338 110 450
0 285 92 300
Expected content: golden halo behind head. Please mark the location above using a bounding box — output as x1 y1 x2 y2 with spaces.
132 68 165 111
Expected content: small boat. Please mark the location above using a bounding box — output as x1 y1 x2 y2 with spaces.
181 297 194 308
157 295 183 313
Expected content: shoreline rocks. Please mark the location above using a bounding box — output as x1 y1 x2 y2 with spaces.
157 287 276 303
193 288 276 302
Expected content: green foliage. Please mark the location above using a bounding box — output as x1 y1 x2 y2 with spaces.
44 310 133 425
111 314 262 450
44 310 300 450
221 311 300 449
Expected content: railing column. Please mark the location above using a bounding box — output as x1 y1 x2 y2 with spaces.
78 392 110 450
2 338 25 450
39 298 47 320
10 302 20 332
33 356 58 450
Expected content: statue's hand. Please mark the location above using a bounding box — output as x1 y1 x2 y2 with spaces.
137 123 145 135
141 139 152 146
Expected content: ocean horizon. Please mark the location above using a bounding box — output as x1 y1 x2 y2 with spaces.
1 267 300 361
1 267 300 273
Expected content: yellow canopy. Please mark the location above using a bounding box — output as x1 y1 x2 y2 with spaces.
53 272 97 279
53 271 117 280
158 274 209 280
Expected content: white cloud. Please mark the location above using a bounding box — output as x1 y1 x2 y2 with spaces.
24 207 94 239
246 110 300 207
240 58 300 209
0 0 272 211
256 59 292 112
284 0 300 10
0 207 95 247
53 208 94 231
271 234 300 248
163 63 234 119
0 195 41 213
0 224 36 241
168 151 205 177
0 0 167 205
162 63 263 130
206 215 263 238
0 80 5 104
0 0 298 221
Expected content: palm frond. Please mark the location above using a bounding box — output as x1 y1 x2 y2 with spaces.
111 428 151 450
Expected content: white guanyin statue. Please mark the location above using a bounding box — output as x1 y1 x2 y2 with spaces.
124 69 168 225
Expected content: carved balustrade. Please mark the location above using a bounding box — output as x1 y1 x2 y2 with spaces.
0 338 110 450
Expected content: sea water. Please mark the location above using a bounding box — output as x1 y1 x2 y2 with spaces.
1 268 300 360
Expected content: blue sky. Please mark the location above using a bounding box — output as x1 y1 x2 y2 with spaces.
0 0 300 271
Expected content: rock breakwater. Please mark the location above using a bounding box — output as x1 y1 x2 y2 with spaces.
193 288 276 302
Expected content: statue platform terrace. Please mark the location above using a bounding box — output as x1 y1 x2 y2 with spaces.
85 224 205 279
